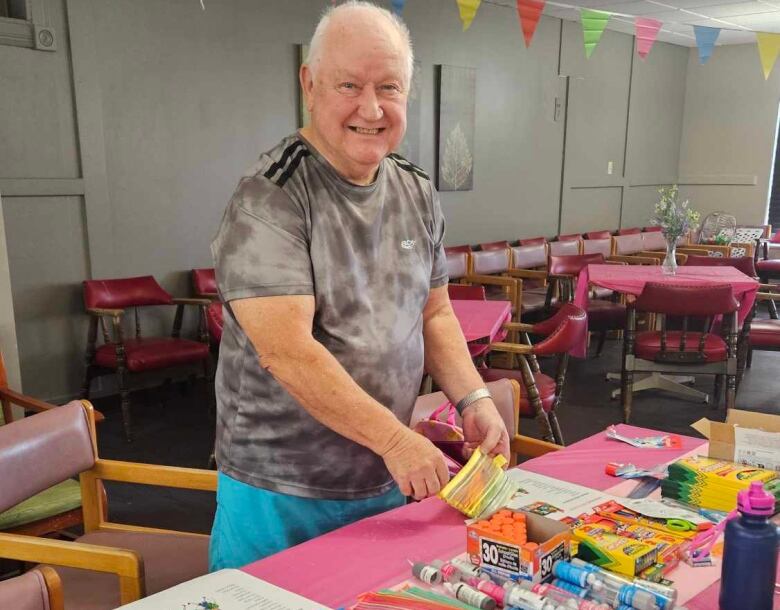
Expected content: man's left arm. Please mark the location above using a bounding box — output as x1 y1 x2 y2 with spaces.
422 285 510 461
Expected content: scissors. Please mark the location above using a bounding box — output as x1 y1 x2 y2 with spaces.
664 518 697 532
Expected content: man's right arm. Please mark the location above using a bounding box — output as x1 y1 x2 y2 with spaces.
230 295 449 500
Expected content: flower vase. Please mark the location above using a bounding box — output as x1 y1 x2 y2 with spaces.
662 236 678 275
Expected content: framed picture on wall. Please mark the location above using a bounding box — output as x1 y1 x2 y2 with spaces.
394 61 422 165
436 64 475 192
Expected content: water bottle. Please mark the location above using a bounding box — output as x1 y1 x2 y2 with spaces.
719 481 779 610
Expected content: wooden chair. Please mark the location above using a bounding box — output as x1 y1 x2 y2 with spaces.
463 249 523 322
585 230 613 240
409 378 561 468
506 242 550 320
617 227 642 235
621 283 739 423
0 352 105 538
0 567 64 610
191 268 223 346
0 400 217 609
81 276 212 442
748 285 780 367
611 233 666 266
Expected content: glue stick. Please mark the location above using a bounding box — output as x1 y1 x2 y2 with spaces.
503 583 556 610
411 562 442 585
451 558 492 581
466 578 506 606
444 582 497 610
552 562 603 590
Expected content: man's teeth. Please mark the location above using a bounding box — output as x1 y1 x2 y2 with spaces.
353 127 380 134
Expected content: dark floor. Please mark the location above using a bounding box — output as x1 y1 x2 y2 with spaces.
88 338 780 536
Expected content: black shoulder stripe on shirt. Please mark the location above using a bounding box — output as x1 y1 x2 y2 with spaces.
263 140 305 183
388 153 429 181
275 148 311 188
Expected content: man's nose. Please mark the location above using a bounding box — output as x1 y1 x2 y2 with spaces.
357 87 383 122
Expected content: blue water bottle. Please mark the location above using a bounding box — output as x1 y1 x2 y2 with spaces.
719 481 779 610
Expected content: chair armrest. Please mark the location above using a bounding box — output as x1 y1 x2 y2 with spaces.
86 308 124 317
510 434 562 459
503 322 534 332
756 291 780 302
92 459 218 492
0 388 105 422
489 341 533 354
465 274 519 288
506 269 548 280
171 297 212 306
195 292 219 300
607 255 659 265
0 532 144 603
605 260 628 265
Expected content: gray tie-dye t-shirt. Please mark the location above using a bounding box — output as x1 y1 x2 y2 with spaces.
210 133 448 500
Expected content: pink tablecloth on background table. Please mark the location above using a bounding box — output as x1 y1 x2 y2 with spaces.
451 299 511 343
572 264 760 358
242 424 716 609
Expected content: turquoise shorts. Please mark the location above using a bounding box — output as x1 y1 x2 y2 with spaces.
209 472 406 571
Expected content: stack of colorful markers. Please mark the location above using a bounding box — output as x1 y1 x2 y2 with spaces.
661 456 780 513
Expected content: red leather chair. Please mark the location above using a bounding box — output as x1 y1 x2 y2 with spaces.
748 285 780 366
191 268 223 346
478 304 588 445
585 230 613 240
82 276 212 441
549 239 581 256
444 244 473 255
0 568 63 610
557 233 583 242
621 283 739 423
547 254 626 356
518 236 547 246
618 227 642 235
480 240 511 251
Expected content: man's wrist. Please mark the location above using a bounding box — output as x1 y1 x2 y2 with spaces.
454 387 492 415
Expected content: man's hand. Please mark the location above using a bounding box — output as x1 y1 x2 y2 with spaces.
379 427 450 500
462 399 510 464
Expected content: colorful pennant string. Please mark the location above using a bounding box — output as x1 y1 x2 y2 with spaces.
516 0 547 48
391 0 406 15
757 32 780 79
580 9 610 59
456 0 482 31
635 17 662 59
693 25 721 65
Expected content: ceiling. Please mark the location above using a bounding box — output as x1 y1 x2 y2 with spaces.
537 0 780 46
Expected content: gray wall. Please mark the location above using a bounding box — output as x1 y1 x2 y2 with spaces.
1 0 688 400
679 43 780 224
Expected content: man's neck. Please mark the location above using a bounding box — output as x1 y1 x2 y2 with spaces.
299 127 378 186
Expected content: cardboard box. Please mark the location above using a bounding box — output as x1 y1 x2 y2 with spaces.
691 409 780 472
466 509 571 583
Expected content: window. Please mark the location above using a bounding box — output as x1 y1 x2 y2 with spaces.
0 0 29 20
0 0 55 51
767 102 780 227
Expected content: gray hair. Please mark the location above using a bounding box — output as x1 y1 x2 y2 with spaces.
306 1 414 88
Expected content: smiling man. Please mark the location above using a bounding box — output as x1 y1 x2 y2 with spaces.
209 1 509 570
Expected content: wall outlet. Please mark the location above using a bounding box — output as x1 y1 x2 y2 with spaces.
607 161 614 175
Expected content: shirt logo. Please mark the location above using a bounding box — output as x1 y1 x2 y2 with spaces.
401 239 416 250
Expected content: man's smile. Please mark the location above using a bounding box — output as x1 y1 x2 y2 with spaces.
349 126 385 135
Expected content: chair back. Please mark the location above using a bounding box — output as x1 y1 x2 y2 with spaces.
582 237 612 257
448 284 486 301
409 378 520 438
640 231 667 251
192 268 218 296
445 244 472 255
683 254 757 278
519 236 546 246
0 401 95 514
531 304 588 356
618 227 641 235
556 233 583 242
510 243 547 269
471 249 510 275
548 253 605 276
585 230 612 240
643 226 662 233
83 276 172 310
0 568 62 610
549 239 581 256
612 233 644 256
635 283 738 317
446 251 470 281
480 240 511 251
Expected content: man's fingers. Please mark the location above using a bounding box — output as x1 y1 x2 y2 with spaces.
398 479 413 497
479 423 503 456
410 477 428 501
436 458 450 490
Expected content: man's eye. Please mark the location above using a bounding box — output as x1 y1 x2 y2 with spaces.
381 84 401 93
339 82 358 91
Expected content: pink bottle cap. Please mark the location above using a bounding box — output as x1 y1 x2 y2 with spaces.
737 481 776 516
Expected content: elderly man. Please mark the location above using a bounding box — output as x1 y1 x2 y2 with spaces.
209 1 509 570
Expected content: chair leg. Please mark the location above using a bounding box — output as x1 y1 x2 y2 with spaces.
117 366 132 443
518 355 555 443
713 375 724 407
726 374 736 415
747 346 754 369
547 410 565 446
81 366 94 400
621 369 634 424
595 331 607 358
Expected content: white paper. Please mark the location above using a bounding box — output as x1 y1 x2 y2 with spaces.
505 470 614 520
116 569 332 610
733 426 780 472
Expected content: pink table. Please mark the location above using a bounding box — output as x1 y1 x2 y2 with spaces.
572 264 760 358
242 424 740 609
451 300 511 343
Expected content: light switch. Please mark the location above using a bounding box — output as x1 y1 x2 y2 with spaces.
607 161 614 175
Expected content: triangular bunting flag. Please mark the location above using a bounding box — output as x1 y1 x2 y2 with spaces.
635 17 662 59
391 0 405 15
693 25 721 65
580 9 610 59
757 32 780 79
516 0 546 48
456 0 482 31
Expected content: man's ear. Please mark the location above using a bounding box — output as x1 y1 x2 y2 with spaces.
300 64 315 112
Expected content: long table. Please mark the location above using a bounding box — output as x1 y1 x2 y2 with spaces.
240 424 774 609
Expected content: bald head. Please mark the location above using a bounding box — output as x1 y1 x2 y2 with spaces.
306 1 414 88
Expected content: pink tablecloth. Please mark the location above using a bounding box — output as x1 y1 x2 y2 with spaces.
451 299 511 343
242 424 715 609
572 264 759 358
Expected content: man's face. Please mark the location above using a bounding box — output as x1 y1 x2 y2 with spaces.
301 20 408 184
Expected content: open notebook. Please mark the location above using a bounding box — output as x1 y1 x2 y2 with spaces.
116 569 332 610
